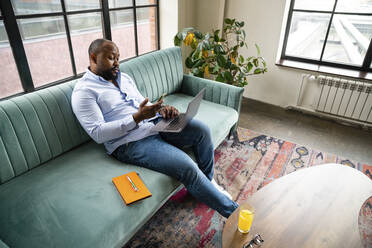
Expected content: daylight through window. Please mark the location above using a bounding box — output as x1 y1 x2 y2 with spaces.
281 0 372 72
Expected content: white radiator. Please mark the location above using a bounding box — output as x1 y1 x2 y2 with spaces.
315 75 372 124
288 74 372 127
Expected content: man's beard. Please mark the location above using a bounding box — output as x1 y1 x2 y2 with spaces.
100 68 118 81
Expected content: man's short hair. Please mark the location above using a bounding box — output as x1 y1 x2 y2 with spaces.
88 38 108 56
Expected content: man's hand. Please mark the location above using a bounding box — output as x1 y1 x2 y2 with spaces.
133 98 163 123
159 105 179 119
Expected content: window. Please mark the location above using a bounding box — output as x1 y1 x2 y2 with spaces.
108 0 158 57
0 0 160 100
0 19 23 98
18 16 73 87
281 0 372 72
136 6 158 55
110 9 136 59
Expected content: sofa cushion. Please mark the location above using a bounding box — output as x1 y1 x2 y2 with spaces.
0 141 180 248
0 240 8 248
120 47 183 102
163 93 239 148
0 80 90 184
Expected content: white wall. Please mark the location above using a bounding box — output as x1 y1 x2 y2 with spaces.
194 0 226 33
161 0 315 108
224 0 305 107
160 0 179 49
172 0 306 107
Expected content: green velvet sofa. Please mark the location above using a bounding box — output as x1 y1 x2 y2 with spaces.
0 47 243 248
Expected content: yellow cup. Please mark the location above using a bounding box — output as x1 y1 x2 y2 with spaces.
238 206 254 234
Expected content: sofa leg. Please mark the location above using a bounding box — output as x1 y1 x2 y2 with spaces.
228 124 237 140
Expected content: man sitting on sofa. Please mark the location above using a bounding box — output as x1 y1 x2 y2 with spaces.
71 38 238 218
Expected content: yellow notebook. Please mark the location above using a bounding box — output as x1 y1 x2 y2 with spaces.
112 171 152 205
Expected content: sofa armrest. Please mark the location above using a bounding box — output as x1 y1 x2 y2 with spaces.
181 74 244 114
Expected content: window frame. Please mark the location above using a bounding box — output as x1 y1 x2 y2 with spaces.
280 0 372 73
0 0 160 100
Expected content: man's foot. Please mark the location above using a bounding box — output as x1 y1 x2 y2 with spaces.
211 179 232 200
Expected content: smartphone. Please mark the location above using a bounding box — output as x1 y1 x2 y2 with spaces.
157 93 166 102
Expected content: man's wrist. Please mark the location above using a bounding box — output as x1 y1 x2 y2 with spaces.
132 112 143 124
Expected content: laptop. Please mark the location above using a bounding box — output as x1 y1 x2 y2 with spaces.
151 88 206 133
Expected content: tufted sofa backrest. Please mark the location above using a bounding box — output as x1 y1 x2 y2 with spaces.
120 47 183 102
0 80 90 184
0 47 184 184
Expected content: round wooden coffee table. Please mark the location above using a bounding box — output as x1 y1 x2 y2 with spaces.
222 164 372 248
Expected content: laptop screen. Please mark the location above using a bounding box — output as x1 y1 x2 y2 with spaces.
185 88 206 119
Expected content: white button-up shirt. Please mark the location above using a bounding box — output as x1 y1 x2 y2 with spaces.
71 69 159 154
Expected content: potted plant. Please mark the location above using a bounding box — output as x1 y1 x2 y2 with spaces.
174 18 267 87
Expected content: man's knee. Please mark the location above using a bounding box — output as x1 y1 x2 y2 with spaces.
189 119 211 138
179 162 201 185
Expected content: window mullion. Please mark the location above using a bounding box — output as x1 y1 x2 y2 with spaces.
156 0 160 50
319 0 338 62
362 40 372 70
281 0 296 59
60 0 77 76
132 0 139 56
0 0 34 92
101 0 112 40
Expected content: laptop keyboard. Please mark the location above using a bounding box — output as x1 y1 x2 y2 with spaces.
167 116 184 130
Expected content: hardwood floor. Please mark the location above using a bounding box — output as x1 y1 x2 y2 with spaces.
238 97 372 165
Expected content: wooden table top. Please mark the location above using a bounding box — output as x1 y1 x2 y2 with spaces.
222 164 372 248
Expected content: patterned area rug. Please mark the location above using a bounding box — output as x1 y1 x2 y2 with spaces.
124 127 372 248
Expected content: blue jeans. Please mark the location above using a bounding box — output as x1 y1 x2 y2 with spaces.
112 119 238 218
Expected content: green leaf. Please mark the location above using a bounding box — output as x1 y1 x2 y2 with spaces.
255 44 261 56
174 36 181 46
181 31 188 40
230 64 238 71
213 64 220 73
176 32 183 41
242 30 246 39
194 30 203 39
239 55 244 64
240 21 245 27
204 32 210 41
216 73 224 82
191 67 199 75
224 18 232 24
193 59 204 68
196 42 203 53
247 62 253 73
216 54 226 67
240 41 244 47
182 27 194 34
216 44 225 54
226 60 232 69
254 68 261 74
209 67 217 75
202 40 210 50
191 40 197 49
185 57 194 68
224 71 233 82
253 58 259 67
191 50 200 60
192 67 204 78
